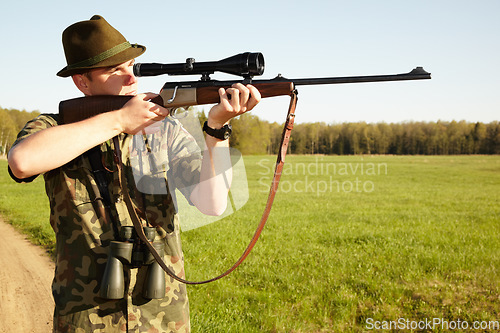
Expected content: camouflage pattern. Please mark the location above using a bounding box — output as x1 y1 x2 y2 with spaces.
11 114 202 332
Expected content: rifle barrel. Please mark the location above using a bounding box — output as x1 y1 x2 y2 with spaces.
290 67 431 86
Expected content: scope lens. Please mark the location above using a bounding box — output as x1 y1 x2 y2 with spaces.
248 53 264 76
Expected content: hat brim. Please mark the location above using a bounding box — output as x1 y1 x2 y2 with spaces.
57 43 145 77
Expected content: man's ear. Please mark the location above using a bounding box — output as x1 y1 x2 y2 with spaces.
72 74 91 95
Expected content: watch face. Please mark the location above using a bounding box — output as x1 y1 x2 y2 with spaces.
223 125 232 139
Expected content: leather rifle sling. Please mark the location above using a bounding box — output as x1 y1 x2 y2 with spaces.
114 89 298 285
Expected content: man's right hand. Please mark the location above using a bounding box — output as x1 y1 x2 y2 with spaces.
118 93 170 135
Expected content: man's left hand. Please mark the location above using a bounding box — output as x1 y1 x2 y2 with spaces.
207 83 261 128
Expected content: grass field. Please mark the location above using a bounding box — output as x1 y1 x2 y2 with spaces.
0 156 499 332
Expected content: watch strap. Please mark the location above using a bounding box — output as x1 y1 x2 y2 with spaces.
203 121 232 140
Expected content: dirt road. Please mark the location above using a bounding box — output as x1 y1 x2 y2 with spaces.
0 217 54 333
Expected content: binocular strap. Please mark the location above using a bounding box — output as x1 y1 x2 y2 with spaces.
114 89 298 285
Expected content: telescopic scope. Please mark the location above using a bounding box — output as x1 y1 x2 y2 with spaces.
134 52 264 79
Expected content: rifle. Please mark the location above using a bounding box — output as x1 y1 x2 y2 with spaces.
59 52 431 124
58 52 431 285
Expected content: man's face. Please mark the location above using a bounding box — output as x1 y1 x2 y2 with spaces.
81 59 138 96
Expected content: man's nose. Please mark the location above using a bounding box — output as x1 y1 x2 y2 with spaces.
125 66 138 85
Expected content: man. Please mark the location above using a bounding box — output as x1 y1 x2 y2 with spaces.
8 15 260 332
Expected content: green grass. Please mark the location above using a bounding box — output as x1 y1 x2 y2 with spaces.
0 160 53 250
0 156 499 332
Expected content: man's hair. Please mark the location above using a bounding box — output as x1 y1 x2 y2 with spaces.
82 71 93 81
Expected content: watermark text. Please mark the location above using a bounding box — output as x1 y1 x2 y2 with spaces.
257 157 387 196
365 317 499 331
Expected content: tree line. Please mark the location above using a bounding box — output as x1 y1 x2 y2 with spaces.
0 107 40 156
1 107 498 157
227 113 500 155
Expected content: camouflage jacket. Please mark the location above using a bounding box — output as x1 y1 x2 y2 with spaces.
10 114 202 332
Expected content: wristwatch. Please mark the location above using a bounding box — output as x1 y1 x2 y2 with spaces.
203 121 232 140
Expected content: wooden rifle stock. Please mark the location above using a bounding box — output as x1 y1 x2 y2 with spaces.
59 95 131 124
58 82 295 125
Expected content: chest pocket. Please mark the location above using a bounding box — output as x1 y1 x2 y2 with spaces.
45 156 100 209
44 156 110 241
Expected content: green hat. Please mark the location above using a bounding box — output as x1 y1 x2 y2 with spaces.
57 15 145 77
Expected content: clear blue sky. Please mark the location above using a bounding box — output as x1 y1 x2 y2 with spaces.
1 0 498 124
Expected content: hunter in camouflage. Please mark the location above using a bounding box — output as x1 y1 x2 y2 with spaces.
7 14 260 333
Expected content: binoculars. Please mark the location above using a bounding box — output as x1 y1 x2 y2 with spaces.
100 226 166 300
